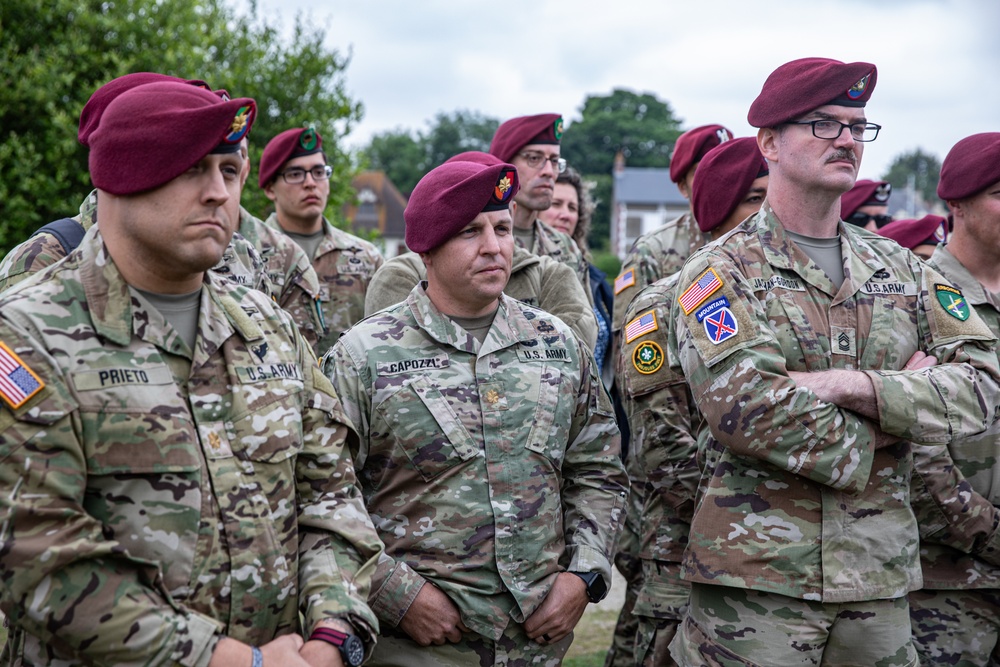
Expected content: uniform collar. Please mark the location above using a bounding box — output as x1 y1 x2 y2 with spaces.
929 244 994 307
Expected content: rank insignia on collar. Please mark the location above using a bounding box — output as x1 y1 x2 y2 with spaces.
936 284 970 321
0 341 45 410
632 340 664 375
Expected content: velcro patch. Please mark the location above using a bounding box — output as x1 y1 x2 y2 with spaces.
831 326 857 357
624 310 658 343
935 284 970 321
679 268 723 315
632 341 664 374
518 346 571 362
614 268 636 295
72 365 173 391
376 355 451 375
702 307 739 345
695 297 730 323
0 341 45 410
235 363 304 383
751 275 805 292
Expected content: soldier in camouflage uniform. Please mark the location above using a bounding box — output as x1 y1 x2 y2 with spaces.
323 159 628 666
908 132 1000 665
669 58 1000 666
0 81 382 667
364 246 598 349
0 72 271 297
619 137 770 667
259 128 384 356
489 114 592 301
603 124 734 667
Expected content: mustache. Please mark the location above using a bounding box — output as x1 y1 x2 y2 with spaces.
827 149 857 164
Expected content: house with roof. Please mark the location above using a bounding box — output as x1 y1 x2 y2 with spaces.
610 159 688 259
343 171 408 257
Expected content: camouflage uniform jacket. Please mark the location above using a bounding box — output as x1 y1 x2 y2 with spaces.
0 191 271 295
673 203 1000 603
520 218 593 306
909 244 1000 589
612 211 707 331
324 285 629 641
265 213 383 355
0 227 382 666
363 247 599 349
238 208 325 350
618 274 706 620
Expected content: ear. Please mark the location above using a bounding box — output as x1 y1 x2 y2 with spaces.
757 127 780 163
263 182 277 202
946 199 963 220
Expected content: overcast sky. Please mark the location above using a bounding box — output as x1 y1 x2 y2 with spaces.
234 0 999 180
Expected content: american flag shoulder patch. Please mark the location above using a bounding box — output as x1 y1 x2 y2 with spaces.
0 341 45 410
678 268 723 315
614 268 636 295
624 310 659 343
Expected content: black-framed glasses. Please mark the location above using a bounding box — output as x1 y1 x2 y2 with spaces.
279 165 333 184
517 151 567 173
785 119 881 143
847 212 893 228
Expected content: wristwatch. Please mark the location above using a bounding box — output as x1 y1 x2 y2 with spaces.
569 571 608 603
309 626 365 667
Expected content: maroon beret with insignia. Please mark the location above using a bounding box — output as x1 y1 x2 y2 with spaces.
841 179 892 218
445 151 504 167
938 132 1000 201
88 81 256 196
258 127 325 188
78 72 211 147
692 137 769 233
878 214 948 250
669 124 734 184
405 161 519 253
489 113 563 162
748 57 877 128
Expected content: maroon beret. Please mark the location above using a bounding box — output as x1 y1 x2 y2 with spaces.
841 179 892 218
78 72 210 147
445 151 503 167
89 81 255 196
878 214 948 250
748 58 877 128
692 137 769 233
938 132 1000 200
669 124 734 183
489 114 563 162
405 161 520 253
258 128 324 188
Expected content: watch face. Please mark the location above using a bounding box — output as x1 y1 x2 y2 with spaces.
344 635 365 666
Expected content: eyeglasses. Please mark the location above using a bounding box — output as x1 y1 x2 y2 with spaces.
785 119 881 143
517 151 567 173
278 165 333 184
847 212 893 228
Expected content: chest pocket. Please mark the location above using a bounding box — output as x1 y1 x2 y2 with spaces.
521 362 574 466
74 366 202 598
374 376 479 482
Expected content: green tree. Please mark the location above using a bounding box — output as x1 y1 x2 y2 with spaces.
560 89 683 251
0 0 362 256
881 148 942 208
362 110 499 196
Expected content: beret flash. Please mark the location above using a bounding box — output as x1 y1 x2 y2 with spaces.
489 113 563 162
88 81 255 196
258 127 324 188
938 132 1000 200
669 124 733 184
692 137 769 233
748 57 877 128
405 161 519 253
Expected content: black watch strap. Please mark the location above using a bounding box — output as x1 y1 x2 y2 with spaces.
568 571 608 603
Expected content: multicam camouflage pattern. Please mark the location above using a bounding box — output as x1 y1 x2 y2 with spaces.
522 218 593 306
238 208 325 350
672 583 919 666
616 274 704 666
324 285 628 643
0 190 272 296
909 587 1000 666
612 212 707 331
363 247 599 350
265 213 383 355
0 227 382 666
673 204 1000 604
